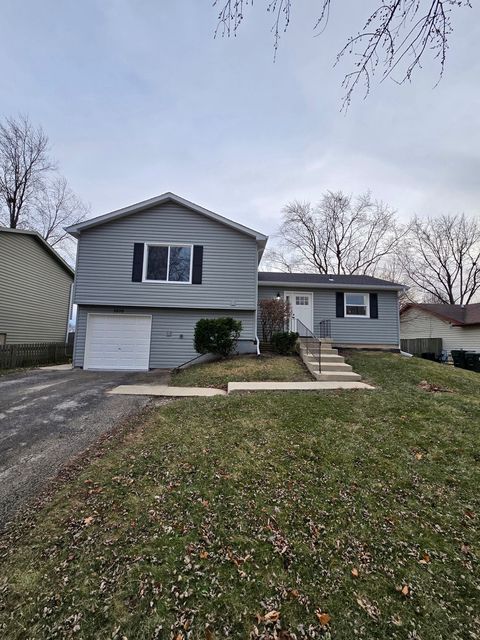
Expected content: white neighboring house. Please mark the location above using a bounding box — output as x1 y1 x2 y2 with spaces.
400 303 480 354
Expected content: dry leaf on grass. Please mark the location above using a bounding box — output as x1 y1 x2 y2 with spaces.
315 610 331 625
351 567 359 577
356 595 380 620
400 585 410 596
263 610 281 623
83 516 94 526
419 553 431 564
205 626 215 640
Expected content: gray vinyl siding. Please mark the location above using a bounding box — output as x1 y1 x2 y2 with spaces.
0 233 73 344
74 306 256 368
73 202 258 310
258 286 400 346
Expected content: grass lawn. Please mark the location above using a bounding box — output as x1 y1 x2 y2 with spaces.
1 353 479 639
172 353 312 388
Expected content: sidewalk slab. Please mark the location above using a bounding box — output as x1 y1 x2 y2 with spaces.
108 384 226 397
227 381 374 393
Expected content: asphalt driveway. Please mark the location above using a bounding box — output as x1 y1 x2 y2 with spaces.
0 367 169 529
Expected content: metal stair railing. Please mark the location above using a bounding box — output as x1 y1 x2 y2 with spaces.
296 318 322 374
318 319 332 339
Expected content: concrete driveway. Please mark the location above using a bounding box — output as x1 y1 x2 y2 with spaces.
0 367 169 529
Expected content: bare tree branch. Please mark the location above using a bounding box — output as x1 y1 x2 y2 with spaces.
31 175 90 256
269 190 404 276
399 214 480 304
213 0 471 108
0 115 55 228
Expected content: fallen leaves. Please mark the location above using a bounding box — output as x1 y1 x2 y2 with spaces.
262 610 281 623
418 380 451 393
356 594 381 620
419 553 431 564
315 610 331 626
351 567 359 578
83 516 94 526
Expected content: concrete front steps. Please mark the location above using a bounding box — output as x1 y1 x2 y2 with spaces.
298 338 362 382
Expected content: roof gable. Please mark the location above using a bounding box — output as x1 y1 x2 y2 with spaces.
0 227 74 278
65 192 268 249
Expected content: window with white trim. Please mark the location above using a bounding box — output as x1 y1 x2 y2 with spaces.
295 295 309 306
345 292 369 317
143 244 192 283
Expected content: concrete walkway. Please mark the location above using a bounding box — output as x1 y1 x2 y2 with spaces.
228 381 374 392
109 385 226 397
108 380 374 397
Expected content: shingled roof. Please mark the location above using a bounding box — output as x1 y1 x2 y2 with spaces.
258 272 405 290
401 303 480 326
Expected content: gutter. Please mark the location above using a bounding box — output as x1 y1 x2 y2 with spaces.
258 281 406 292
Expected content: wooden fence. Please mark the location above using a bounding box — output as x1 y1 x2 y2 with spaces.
0 342 73 370
400 337 443 356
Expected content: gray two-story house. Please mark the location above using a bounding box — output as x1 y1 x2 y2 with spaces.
66 193 404 370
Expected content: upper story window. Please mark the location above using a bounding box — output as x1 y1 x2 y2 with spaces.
143 244 192 283
345 292 369 317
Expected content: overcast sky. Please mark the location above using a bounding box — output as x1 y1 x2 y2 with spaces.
2 0 479 238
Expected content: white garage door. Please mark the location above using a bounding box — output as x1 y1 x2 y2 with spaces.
84 314 152 371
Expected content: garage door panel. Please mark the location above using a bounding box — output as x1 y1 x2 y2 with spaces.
85 314 152 371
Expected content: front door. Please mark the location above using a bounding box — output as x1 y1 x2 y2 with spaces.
284 292 313 334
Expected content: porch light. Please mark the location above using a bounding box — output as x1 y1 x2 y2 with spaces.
276 292 281 300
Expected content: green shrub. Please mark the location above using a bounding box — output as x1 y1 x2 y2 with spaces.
271 331 299 355
194 317 243 358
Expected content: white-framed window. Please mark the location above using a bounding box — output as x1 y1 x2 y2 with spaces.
143 243 193 283
295 295 309 306
345 292 370 317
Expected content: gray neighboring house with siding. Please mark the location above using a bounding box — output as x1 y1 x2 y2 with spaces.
66 192 404 371
0 227 74 345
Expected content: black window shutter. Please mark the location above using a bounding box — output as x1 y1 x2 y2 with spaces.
132 243 144 282
336 292 344 318
370 293 378 318
192 245 203 284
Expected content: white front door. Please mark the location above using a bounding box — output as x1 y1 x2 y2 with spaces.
84 314 152 371
284 292 314 334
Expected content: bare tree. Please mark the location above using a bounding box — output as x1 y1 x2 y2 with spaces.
213 1 471 108
400 214 480 305
0 115 55 228
0 115 88 259
31 175 90 254
266 190 402 275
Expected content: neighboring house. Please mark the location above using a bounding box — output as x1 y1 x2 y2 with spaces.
66 192 404 371
400 303 480 354
0 227 74 345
